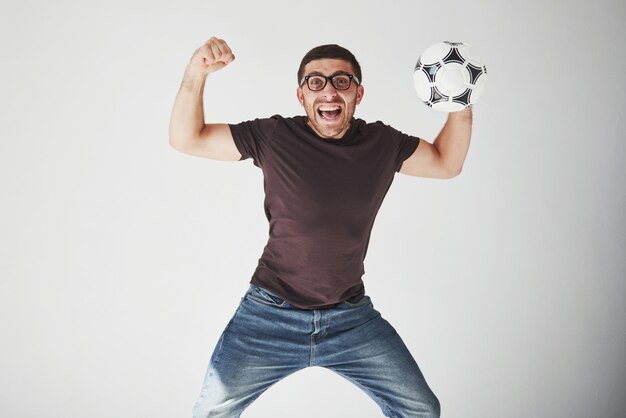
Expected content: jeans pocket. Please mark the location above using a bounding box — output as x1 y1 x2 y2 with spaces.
245 286 288 308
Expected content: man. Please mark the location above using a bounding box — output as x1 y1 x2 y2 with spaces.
169 37 471 418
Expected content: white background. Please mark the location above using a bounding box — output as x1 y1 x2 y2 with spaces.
1 0 625 417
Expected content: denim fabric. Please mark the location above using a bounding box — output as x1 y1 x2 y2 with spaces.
193 286 440 418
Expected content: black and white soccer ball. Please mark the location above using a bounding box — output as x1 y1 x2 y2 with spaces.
413 41 487 112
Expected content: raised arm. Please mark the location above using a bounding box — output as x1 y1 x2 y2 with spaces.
400 107 473 178
169 37 241 161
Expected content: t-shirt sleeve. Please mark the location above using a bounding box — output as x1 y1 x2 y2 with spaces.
388 126 420 172
229 116 279 168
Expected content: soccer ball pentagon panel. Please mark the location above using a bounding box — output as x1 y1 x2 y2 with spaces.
414 41 487 112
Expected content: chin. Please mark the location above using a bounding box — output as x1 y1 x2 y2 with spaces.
315 124 345 138
313 118 347 137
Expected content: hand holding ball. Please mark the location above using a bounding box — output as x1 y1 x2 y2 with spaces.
414 41 487 112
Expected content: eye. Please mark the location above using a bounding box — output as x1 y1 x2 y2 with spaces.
333 75 351 89
308 76 325 89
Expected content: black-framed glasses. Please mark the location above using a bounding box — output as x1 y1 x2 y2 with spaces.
299 74 360 91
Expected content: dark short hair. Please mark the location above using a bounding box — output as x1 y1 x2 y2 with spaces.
297 44 362 85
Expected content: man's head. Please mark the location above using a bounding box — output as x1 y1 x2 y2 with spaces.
297 44 362 85
296 44 364 139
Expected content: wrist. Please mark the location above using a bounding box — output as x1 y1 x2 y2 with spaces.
185 64 210 80
182 66 209 93
449 106 473 120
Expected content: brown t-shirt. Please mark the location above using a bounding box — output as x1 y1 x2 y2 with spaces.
229 115 419 309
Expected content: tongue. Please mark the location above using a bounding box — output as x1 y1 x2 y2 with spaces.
320 110 340 120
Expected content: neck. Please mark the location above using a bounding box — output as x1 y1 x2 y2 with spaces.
306 119 351 140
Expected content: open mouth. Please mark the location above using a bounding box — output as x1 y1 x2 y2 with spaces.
317 105 342 121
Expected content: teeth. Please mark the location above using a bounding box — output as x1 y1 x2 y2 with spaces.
319 105 340 111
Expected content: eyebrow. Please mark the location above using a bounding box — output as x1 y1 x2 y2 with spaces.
306 70 351 77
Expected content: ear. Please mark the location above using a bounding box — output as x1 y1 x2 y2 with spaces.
296 87 304 106
356 85 364 105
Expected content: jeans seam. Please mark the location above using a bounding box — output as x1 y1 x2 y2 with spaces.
212 298 245 365
310 309 321 366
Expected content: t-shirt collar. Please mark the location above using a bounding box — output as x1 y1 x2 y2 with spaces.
303 116 357 143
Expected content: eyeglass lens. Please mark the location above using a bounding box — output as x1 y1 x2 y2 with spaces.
307 75 352 91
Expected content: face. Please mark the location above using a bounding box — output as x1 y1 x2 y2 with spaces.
297 58 364 139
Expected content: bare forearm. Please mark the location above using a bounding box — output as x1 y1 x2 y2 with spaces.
169 66 208 145
433 106 473 175
169 37 235 148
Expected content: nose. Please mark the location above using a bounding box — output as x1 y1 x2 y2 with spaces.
321 81 338 97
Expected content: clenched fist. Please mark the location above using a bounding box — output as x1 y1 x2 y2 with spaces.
188 37 235 77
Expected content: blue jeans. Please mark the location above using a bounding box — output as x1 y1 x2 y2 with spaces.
193 286 440 418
